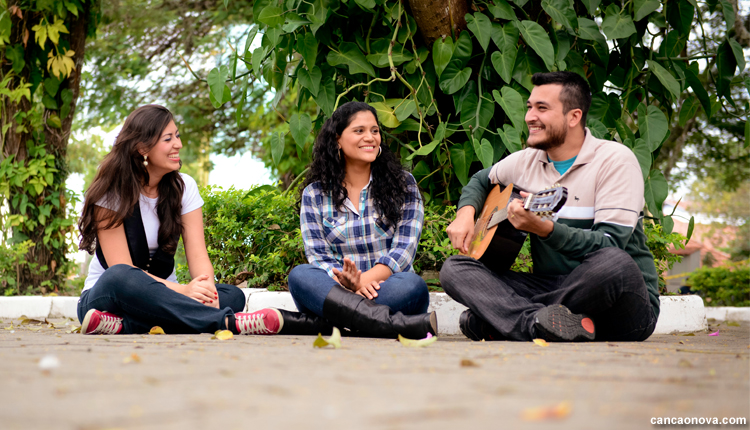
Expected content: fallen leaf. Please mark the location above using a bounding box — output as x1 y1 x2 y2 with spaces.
212 330 234 340
709 368 716 376
709 330 720 336
679 341 684 344
398 332 437 348
533 338 549 347
20 318 46 325
460 359 480 367
681 333 695 336
67 326 81 334
313 327 342 349
678 359 693 368
725 321 740 327
4 323 15 330
123 353 141 364
521 401 572 421
149 326 166 335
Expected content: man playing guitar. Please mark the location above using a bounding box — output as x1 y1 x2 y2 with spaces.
441 71 659 342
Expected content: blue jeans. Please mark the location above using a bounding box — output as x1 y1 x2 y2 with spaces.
440 247 657 341
288 264 429 317
77 264 246 334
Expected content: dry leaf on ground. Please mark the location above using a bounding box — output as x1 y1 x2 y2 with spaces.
521 401 571 421
123 353 142 364
313 327 342 349
460 359 480 367
398 332 437 348
532 338 549 347
212 330 234 340
149 326 166 335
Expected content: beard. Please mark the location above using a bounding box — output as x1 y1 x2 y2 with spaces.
527 122 567 151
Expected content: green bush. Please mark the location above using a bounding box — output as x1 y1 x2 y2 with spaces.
688 262 750 307
644 221 687 295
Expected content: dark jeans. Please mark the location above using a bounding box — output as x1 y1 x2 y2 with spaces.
440 247 657 341
77 264 246 334
288 264 429 317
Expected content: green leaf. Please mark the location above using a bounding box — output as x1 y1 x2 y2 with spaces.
541 0 577 30
0 11 11 45
298 32 318 68
475 138 495 169
616 119 636 144
6 44 25 74
369 102 400 128
209 85 232 108
685 67 711 118
721 0 736 34
270 132 286 166
460 92 495 140
666 0 694 37
236 77 249 127
662 215 674 235
686 216 695 242
282 13 309 33
637 104 668 151
581 0 601 15
42 94 58 110
646 60 680 101
258 6 285 27
439 61 472 95
631 138 652 181
289 113 312 150
398 333 437 347
252 46 265 80
517 21 555 71
207 65 230 109
488 0 516 20
466 12 492 52
644 169 668 217
716 40 737 99
586 118 608 139
588 92 621 128
634 0 660 21
491 23 519 53
449 141 474 186
491 49 516 84
497 124 523 153
432 36 454 78
60 89 72 119
746 115 750 149
43 78 60 97
243 26 259 53
601 4 636 40
577 18 606 45
327 42 376 77
492 87 525 131
678 96 701 127
366 40 413 67
394 99 417 122
298 66 322 97
452 31 473 67
46 114 62 129
407 140 441 160
728 38 745 73
315 78 335 117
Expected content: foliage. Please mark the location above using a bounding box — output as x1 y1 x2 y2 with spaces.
0 0 100 293
644 220 687 294
203 0 744 238
688 261 750 307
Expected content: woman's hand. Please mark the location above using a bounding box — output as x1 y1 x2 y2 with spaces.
355 280 382 300
332 257 361 292
183 274 219 308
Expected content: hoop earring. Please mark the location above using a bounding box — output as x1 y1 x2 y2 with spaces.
336 148 341 163
143 155 148 167
377 146 382 158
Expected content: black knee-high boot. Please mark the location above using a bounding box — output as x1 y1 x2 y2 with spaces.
321 285 437 339
277 309 335 336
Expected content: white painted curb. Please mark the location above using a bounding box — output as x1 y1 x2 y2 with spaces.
0 292 713 335
705 306 750 322
653 295 707 334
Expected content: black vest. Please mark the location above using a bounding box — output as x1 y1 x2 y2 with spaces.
95 201 179 279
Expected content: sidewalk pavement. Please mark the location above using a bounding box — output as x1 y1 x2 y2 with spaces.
0 318 747 430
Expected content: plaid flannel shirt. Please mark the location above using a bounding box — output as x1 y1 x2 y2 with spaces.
300 173 424 279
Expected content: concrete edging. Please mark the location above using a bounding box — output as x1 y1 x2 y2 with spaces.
0 291 721 335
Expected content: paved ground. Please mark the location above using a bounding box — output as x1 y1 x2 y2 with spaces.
0 318 747 430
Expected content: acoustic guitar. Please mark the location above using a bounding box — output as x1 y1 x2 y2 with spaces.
462 183 568 274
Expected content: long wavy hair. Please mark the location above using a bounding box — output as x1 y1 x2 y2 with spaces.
78 104 184 255
303 101 412 229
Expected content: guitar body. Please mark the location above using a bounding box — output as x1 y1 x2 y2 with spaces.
463 182 568 276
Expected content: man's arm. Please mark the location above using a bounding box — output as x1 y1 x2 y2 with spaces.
446 168 492 253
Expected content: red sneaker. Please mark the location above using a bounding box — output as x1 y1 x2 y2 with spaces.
81 309 123 335
235 309 284 335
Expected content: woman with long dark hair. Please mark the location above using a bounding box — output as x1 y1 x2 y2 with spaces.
77 104 283 335
285 101 437 338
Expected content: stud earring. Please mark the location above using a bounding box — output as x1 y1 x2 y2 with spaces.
143 155 148 167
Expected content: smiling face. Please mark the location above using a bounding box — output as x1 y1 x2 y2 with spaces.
144 120 182 176
525 84 570 151
337 110 381 166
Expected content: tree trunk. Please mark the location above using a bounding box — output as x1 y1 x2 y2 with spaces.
407 0 470 46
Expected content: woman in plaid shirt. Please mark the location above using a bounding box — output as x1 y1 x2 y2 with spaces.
283 101 437 339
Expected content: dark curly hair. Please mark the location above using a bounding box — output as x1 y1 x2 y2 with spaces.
78 105 184 255
302 101 413 229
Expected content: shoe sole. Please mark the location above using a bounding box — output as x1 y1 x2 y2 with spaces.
429 311 438 336
535 305 595 342
80 309 97 335
272 308 284 334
